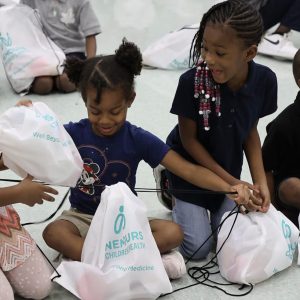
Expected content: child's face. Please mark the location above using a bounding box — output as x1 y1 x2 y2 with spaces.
201 22 256 91
85 87 134 137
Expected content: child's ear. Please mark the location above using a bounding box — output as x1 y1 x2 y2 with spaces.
245 45 257 62
128 92 136 108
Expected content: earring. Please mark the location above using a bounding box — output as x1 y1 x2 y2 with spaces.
194 60 221 131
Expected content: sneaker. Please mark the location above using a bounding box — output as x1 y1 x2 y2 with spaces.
258 33 298 60
162 250 187 280
153 165 173 210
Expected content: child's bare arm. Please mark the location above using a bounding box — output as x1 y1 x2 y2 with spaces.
244 123 270 212
0 175 58 207
178 116 243 185
86 35 97 58
160 150 264 211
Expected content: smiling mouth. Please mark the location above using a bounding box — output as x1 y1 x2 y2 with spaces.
100 127 113 133
211 69 222 75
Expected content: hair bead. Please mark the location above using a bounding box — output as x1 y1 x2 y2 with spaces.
194 60 221 130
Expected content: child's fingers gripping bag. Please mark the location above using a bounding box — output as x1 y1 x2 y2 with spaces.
54 182 172 300
217 205 299 285
0 4 65 93
142 24 198 70
218 206 299 285
0 102 83 187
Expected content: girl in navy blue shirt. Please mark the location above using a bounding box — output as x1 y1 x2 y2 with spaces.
16 38 252 280
165 0 277 260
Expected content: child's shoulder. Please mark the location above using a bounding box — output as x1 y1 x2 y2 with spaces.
251 60 277 79
179 67 197 81
64 118 90 131
124 122 162 142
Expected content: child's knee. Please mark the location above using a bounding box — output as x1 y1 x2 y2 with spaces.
55 73 76 93
179 236 213 260
31 76 54 94
170 222 184 244
6 248 53 299
43 222 59 245
279 177 300 201
22 279 52 300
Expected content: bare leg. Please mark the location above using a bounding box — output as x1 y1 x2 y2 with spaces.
279 177 300 209
31 76 54 95
277 177 300 226
149 219 183 254
55 73 76 93
43 220 84 261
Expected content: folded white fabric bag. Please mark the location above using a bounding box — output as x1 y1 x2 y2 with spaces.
54 182 172 300
0 4 65 93
0 102 83 187
142 24 198 70
217 205 299 285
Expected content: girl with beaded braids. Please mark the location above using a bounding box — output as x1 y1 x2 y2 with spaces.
16 38 251 280
163 0 278 260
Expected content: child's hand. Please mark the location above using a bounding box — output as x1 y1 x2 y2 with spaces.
227 183 250 205
16 175 58 207
228 184 263 212
253 183 271 213
16 99 33 107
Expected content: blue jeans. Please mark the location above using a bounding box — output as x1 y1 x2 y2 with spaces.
172 197 235 260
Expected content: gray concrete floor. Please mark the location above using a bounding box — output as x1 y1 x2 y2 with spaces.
1 0 300 299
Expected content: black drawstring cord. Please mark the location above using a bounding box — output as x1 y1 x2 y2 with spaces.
21 188 70 226
1 178 249 295
20 188 70 280
160 206 253 297
0 178 237 195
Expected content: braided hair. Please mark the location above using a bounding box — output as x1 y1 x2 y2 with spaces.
190 0 263 66
190 0 263 130
65 38 143 103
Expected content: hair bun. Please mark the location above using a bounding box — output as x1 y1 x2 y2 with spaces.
115 38 142 76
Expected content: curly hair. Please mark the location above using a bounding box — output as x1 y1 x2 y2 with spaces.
64 38 143 103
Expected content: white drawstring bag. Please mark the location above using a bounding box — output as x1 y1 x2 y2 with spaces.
0 4 65 93
217 205 299 285
53 182 172 300
142 24 198 70
0 102 83 187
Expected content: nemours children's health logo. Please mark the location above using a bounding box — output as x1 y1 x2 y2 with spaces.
281 219 297 260
105 204 145 260
114 205 126 234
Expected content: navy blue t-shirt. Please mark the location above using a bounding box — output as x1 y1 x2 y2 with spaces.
65 120 170 215
166 60 277 211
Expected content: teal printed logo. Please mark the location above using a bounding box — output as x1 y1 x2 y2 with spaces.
0 32 42 75
0 33 12 49
281 219 291 238
114 205 126 234
281 219 297 260
105 203 145 260
0 32 27 67
31 110 71 147
35 111 59 129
